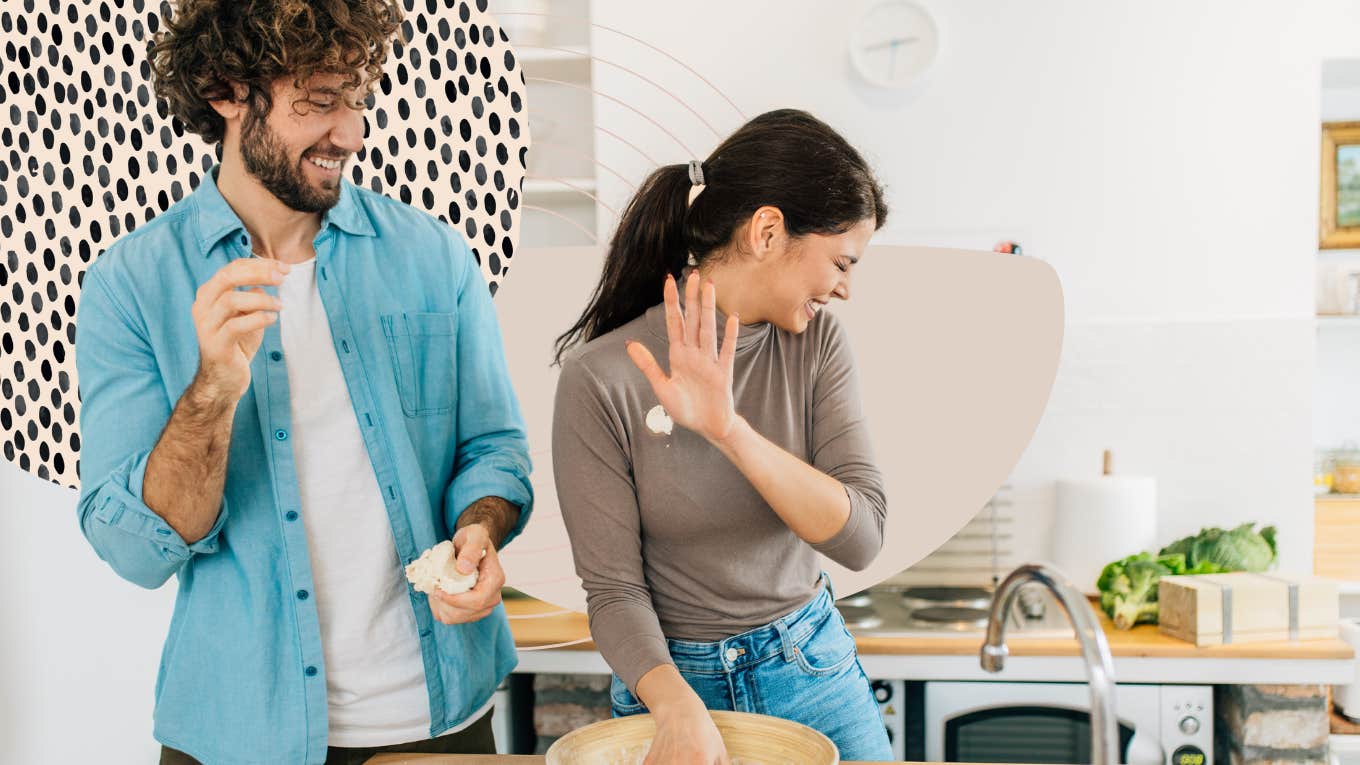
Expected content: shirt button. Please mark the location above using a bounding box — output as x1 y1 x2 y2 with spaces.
305 665 318 677
240 235 247 246
724 647 739 662
270 351 282 362
274 429 288 441
284 510 298 522
296 589 309 600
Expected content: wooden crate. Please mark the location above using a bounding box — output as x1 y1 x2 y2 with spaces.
1316 497 1360 581
1159 572 1338 647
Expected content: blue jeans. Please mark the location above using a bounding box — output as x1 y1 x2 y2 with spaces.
609 574 893 762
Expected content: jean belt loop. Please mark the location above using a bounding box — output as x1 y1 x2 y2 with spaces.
772 617 797 662
821 570 835 601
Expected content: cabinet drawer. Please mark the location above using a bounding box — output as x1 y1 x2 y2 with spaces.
1315 498 1360 580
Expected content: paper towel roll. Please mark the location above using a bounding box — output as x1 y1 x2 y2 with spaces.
1052 476 1157 594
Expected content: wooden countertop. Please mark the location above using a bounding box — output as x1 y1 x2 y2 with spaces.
505 595 1354 660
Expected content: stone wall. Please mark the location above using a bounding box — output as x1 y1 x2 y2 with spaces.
531 673 612 753
1215 685 1329 765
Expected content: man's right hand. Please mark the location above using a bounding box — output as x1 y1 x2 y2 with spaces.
191 258 288 402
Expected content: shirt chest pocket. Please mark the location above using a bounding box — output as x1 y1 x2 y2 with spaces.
380 311 457 417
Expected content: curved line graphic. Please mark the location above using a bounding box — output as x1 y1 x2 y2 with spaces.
526 137 637 192
515 43 723 137
517 636 594 651
521 204 600 242
505 609 580 620
594 124 661 167
527 76 696 157
525 173 620 217
497 12 746 120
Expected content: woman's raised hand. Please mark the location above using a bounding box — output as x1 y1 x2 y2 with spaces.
626 272 742 445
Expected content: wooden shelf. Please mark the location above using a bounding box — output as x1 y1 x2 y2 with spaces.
516 45 590 64
523 178 597 196
1316 315 1360 327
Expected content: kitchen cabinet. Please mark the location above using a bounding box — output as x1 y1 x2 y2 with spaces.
1317 496 1360 582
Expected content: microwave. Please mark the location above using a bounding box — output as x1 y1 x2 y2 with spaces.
887 681 1213 765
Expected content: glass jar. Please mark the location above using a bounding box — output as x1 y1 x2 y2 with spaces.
1332 444 1360 494
1317 450 1337 495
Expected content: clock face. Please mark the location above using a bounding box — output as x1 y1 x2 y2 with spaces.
850 0 941 89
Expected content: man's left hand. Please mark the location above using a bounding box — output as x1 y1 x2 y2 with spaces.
428 523 506 625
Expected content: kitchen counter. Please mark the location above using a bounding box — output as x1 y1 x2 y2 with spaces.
506 595 1355 685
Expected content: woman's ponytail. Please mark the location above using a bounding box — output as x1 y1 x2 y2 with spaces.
553 163 692 365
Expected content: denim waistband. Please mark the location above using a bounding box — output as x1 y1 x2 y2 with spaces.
665 572 837 674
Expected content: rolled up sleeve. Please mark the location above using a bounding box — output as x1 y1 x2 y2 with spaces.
443 236 534 547
74 267 227 589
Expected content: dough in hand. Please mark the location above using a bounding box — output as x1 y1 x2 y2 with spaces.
405 540 479 596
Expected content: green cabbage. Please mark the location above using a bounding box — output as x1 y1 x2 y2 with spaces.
1157 522 1278 573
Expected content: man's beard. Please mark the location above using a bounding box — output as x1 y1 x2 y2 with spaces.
240 108 340 214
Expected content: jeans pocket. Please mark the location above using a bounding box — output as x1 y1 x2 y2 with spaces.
791 611 858 677
381 312 457 417
609 674 648 717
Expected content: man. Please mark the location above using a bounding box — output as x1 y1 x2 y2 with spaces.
73 1 533 763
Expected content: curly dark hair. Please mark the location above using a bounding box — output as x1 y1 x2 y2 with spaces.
148 0 405 144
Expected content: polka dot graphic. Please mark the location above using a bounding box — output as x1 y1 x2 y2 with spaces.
0 0 531 488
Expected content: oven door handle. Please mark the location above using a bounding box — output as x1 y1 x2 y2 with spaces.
1125 730 1163 765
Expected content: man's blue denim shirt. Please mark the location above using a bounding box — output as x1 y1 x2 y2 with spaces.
74 165 534 764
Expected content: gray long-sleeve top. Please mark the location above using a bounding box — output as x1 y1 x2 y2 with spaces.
552 300 887 693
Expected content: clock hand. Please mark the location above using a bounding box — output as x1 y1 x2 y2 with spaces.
863 35 919 52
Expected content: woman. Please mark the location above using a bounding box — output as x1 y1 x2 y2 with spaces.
551 108 892 762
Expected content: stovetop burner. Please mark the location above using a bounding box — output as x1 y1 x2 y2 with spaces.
839 593 873 609
907 605 991 631
901 586 993 602
901 586 993 610
835 584 1074 637
839 611 885 631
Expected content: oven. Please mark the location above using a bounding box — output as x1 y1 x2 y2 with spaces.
912 681 1212 765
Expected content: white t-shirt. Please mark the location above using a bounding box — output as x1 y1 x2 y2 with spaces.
276 257 491 746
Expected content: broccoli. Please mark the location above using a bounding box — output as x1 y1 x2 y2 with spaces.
1097 523 1277 629
1096 553 1171 629
1096 552 1223 630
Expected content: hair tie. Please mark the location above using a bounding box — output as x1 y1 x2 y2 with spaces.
688 160 705 186
686 160 706 206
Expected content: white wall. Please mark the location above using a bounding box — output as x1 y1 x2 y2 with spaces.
585 0 1360 573
1315 75 1360 451
0 461 174 763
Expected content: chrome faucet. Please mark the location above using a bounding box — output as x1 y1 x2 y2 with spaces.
980 563 1119 765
